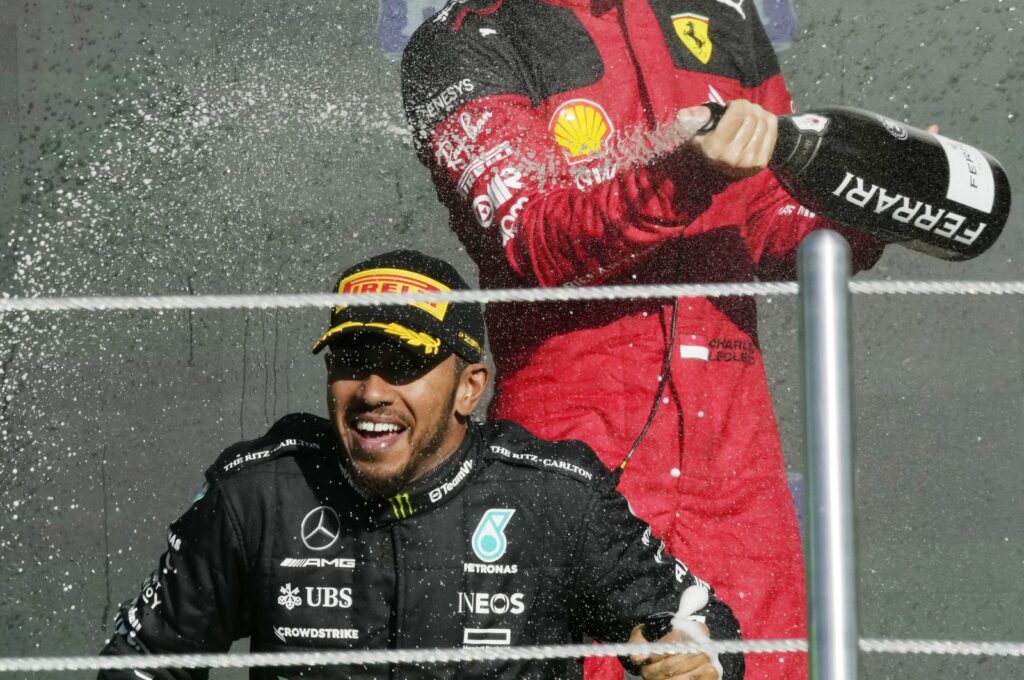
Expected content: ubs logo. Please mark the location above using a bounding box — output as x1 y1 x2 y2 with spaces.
301 506 341 551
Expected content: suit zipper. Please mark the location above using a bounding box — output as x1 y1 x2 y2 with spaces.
390 524 404 680
615 3 658 130
612 3 683 479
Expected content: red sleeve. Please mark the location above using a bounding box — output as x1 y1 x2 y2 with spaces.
423 95 725 287
401 16 731 288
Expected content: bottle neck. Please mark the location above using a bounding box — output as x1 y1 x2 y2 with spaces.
770 114 824 177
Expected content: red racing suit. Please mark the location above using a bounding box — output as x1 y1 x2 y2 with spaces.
402 2 883 678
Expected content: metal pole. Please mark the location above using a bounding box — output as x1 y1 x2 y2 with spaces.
798 230 859 680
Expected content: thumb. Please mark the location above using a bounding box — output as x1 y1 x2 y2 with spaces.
676 105 714 138
627 623 651 666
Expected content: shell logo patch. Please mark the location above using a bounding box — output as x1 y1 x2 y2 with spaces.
549 99 614 163
672 13 713 65
337 267 450 320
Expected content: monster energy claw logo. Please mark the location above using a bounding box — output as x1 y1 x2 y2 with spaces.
389 493 414 519
471 508 515 562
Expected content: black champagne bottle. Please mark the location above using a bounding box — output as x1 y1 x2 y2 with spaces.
704 104 1012 260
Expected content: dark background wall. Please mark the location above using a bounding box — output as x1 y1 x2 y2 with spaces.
0 1 1021 678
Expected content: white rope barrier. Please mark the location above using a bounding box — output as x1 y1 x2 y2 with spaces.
862 639 1024 657
0 640 799 673
850 280 1024 295
1 280 1023 313
2 638 1024 673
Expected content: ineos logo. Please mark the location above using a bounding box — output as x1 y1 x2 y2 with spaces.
300 506 340 551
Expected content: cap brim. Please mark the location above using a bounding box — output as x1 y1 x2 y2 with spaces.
311 320 444 357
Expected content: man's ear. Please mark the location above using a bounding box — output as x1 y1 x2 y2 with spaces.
455 362 490 418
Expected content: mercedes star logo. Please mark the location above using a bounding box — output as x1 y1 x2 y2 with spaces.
300 506 341 551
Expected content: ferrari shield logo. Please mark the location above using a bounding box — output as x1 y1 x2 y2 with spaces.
672 13 713 64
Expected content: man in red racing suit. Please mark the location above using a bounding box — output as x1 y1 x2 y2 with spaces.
401 2 883 678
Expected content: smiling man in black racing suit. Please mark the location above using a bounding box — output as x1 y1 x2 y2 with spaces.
98 250 743 680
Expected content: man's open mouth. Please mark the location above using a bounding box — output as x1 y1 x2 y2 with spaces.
350 417 407 452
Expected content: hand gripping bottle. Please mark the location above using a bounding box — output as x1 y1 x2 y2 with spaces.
705 104 1012 260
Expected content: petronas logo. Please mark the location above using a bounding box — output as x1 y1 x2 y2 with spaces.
471 508 515 562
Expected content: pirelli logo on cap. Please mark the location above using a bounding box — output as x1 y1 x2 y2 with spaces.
336 268 450 320
550 99 614 163
672 13 713 64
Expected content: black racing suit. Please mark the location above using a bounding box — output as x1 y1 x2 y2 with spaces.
99 414 743 679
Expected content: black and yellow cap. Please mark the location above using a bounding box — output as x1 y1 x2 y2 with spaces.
311 250 485 363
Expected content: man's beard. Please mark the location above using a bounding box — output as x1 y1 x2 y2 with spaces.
342 384 458 499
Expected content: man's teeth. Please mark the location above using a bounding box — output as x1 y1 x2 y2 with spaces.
355 421 403 434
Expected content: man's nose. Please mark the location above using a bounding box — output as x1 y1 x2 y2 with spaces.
357 371 395 404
